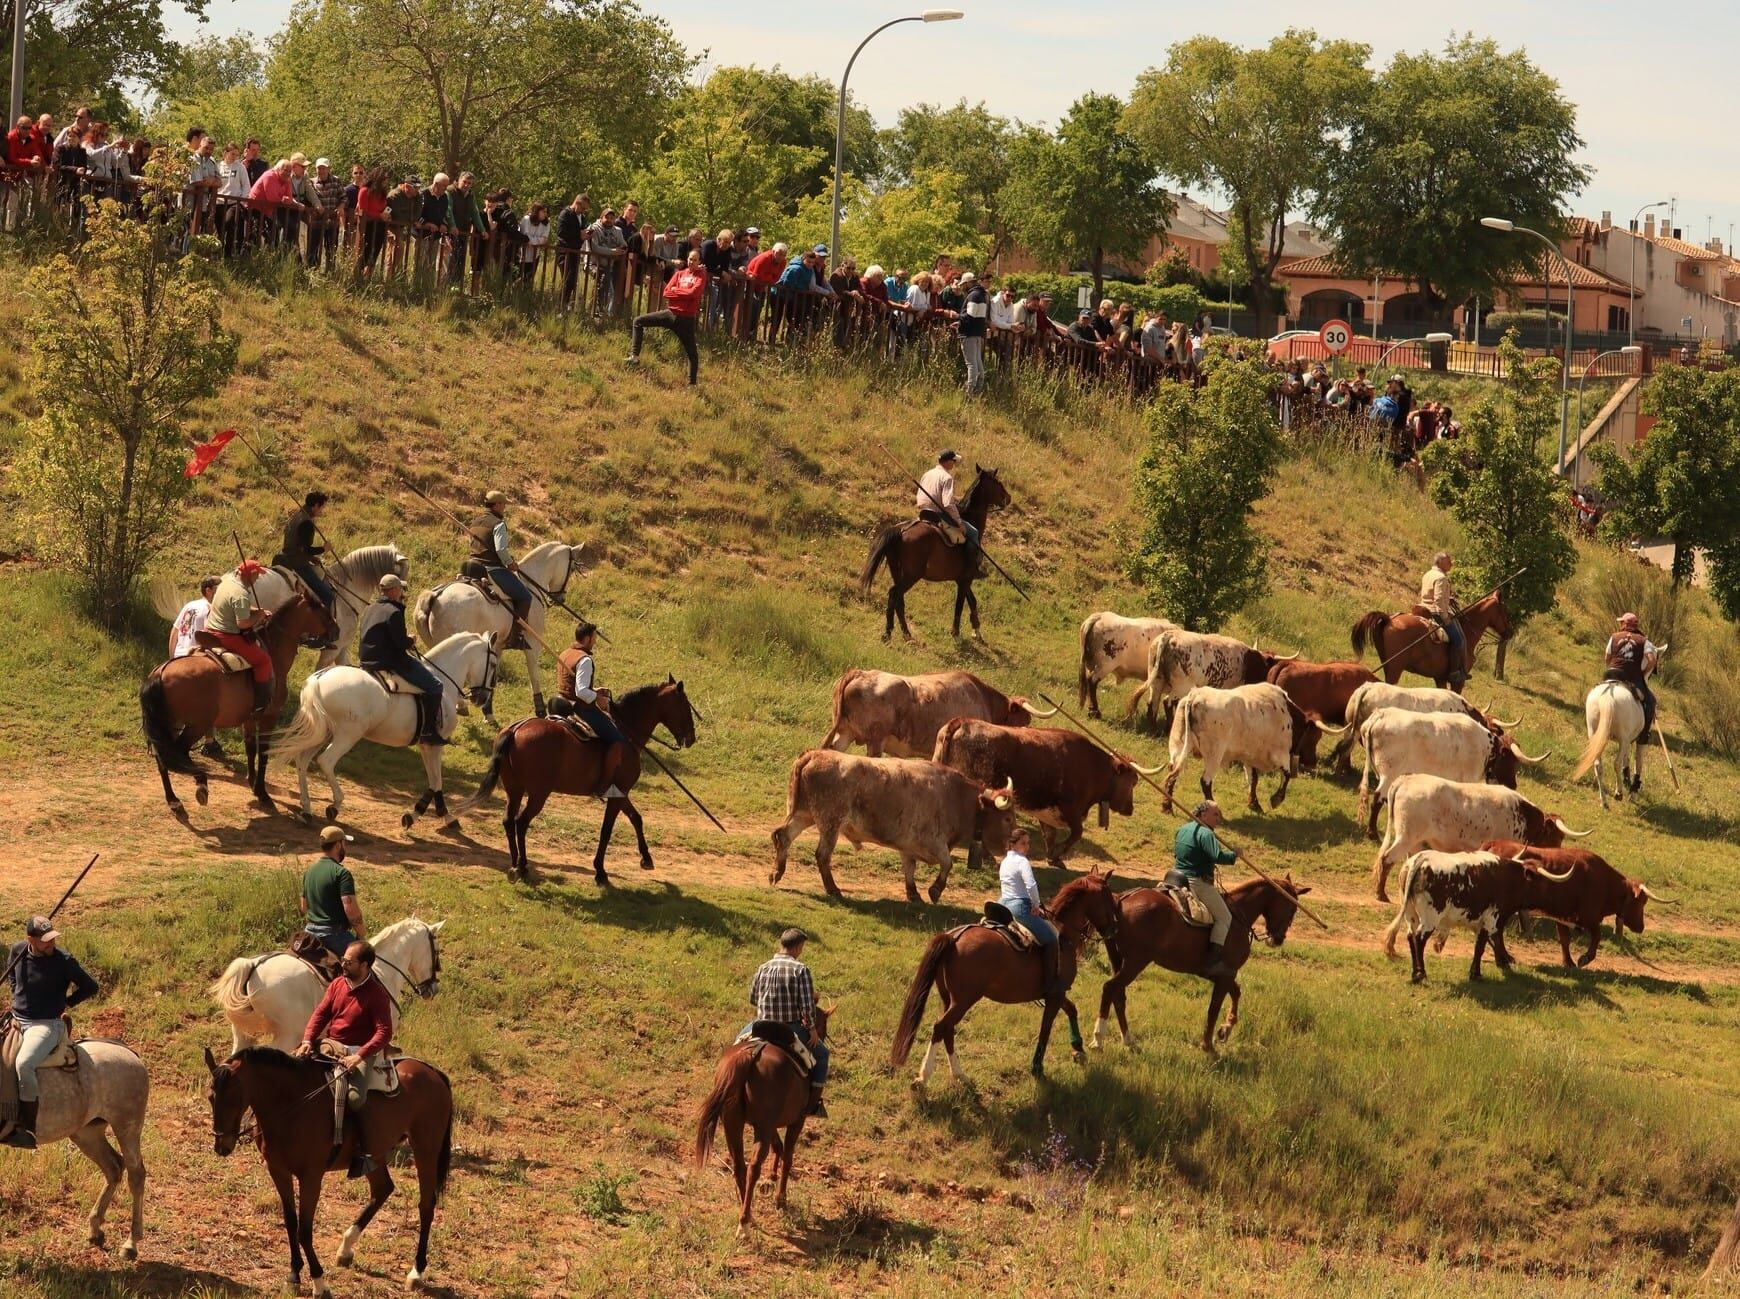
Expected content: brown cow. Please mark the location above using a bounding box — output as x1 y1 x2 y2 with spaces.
931 718 1162 864
1483 839 1671 969
820 668 1051 757
1266 659 1376 772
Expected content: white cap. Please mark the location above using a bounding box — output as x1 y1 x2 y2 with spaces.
314 157 331 169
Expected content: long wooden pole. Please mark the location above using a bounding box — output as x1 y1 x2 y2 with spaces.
1657 717 1682 791
873 444 1032 602
1204 829 1329 931
1035 693 1169 800
0 855 101 989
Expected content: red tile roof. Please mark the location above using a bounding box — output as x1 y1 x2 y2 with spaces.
1276 252 1630 294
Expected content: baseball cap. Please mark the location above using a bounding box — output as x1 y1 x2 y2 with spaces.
289 151 307 166
938 449 960 463
319 825 354 848
25 915 59 942
743 226 760 236
403 174 421 186
378 574 405 593
314 156 331 169
813 244 829 255
1617 611 1640 626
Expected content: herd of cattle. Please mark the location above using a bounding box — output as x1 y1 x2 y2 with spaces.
768 610 1669 982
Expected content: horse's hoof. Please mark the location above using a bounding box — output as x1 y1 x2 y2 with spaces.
194 785 209 806
336 1251 354 1268
594 871 611 887
1216 1025 1233 1044
314 1277 332 1299
89 1228 104 1248
406 1266 424 1289
926 885 944 904
401 812 414 830
120 1241 137 1262
1200 1042 1218 1058
1071 1048 1085 1065
167 800 186 820
640 855 655 872
904 890 922 905
1088 1036 1102 1051
910 1077 926 1093
1375 889 1390 904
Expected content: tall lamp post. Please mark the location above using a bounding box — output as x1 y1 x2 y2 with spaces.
1627 199 1668 347
1481 217 1575 471
1573 345 1643 489
9 0 26 124
831 9 964 264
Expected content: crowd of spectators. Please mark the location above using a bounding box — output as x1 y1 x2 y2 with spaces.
1274 358 1462 487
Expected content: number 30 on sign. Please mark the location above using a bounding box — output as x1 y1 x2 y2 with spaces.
1319 319 1353 355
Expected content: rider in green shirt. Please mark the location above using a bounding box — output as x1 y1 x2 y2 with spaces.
1169 800 1238 975
301 826 364 960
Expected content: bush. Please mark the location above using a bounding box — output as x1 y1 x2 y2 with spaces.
1001 271 1235 322
1682 623 1740 758
1483 309 1564 334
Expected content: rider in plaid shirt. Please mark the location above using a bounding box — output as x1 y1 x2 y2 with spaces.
746 927 828 1117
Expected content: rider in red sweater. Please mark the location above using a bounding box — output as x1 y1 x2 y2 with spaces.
297 938 394 1176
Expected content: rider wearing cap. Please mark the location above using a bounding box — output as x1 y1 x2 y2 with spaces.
295 937 392 1178
916 449 981 572
1604 612 1659 740
997 828 1063 998
1169 801 1238 976
467 491 535 649
1419 551 1468 689
357 573 446 746
205 560 275 715
746 927 829 1117
552 621 628 798
301 825 364 960
4 916 100 1149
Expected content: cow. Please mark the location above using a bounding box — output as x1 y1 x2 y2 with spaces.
1372 772 1591 909
1341 681 1497 739
1266 659 1377 773
1482 839 1673 969
1356 708 1550 839
930 718 1161 864
1136 629 1297 727
820 668 1054 758
1385 850 1576 982
1077 611 1176 718
1162 683 1321 815
769 749 1017 904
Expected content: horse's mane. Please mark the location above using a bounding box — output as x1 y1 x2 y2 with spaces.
960 471 991 509
426 631 486 660
229 1045 307 1070
334 544 404 585
616 682 670 711
369 915 430 948
1050 872 1109 913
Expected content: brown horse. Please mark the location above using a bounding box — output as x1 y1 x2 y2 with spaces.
205 1046 454 1295
452 677 699 883
1090 874 1310 1056
860 466 1012 641
140 595 335 813
891 868 1121 1085
693 1006 833 1234
1350 590 1513 691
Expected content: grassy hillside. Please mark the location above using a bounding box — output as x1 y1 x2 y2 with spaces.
1 272 1738 1298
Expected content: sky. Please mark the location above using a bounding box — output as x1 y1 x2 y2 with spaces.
171 0 1740 247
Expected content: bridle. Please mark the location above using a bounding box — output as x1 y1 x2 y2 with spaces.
373 924 442 1014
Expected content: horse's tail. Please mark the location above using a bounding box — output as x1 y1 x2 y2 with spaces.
1571 689 1616 783
449 724 517 818
693 1047 753 1167
434 1083 456 1196
860 524 901 595
891 932 954 1067
140 673 199 774
1351 611 1387 660
413 587 440 646
209 956 275 1041
271 678 333 767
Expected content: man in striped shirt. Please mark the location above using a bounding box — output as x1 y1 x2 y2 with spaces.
747 928 829 1117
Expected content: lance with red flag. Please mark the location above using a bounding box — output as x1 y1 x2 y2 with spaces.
183 428 237 478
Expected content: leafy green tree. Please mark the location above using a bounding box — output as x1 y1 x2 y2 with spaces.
145 32 279 151
1422 335 1577 678
883 101 1017 261
2 0 209 124
788 167 989 273
1315 36 1589 314
1000 94 1172 301
1126 347 1283 631
1126 30 1370 336
16 160 239 627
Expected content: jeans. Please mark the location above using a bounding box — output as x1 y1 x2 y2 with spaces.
14 1018 67 1103
1443 618 1468 683
306 926 358 961
486 567 533 611
1187 876 1234 945
961 335 986 394
288 560 337 615
632 309 700 383
572 700 625 746
742 1022 828 1085
1002 897 1057 946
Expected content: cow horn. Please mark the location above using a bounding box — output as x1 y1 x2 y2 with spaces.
1521 860 1576 882
1128 759 1167 775
1490 715 1523 729
1315 719 1349 734
1273 649 1300 661
1513 747 1552 764
1640 886 1679 905
1552 818 1595 839
1025 701 1060 718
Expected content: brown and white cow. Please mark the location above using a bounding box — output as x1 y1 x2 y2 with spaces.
1162 683 1321 815
931 718 1160 863
820 668 1052 758
1372 773 1591 907
1357 708 1550 838
1077 611 1176 718
770 749 1017 903
1385 850 1576 982
1266 659 1377 772
1341 681 1497 739
1137 630 1295 727
1482 839 1673 969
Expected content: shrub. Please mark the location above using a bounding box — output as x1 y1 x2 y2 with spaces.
1483 309 1564 334
1682 623 1740 758
1002 270 1234 322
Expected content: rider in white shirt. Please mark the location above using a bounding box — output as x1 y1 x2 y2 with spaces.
997 828 1062 997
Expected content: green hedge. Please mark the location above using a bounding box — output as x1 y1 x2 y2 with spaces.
999 272 1237 322
1484 309 1565 332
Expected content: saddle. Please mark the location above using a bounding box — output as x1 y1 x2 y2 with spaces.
0 1013 81 1139
288 932 343 984
1410 606 1451 642
440 570 527 649
733 1022 816 1076
962 903 1038 951
365 669 427 695
192 629 255 674
1160 871 1215 928
912 512 966 547
553 712 600 741
1601 669 1647 707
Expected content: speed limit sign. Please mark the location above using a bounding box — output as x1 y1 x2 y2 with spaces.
1319 319 1354 355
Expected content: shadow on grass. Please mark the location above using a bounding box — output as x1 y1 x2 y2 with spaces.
785 1200 941 1261
1638 801 1737 839
11 1258 251 1297
1434 963 1683 1010
531 878 769 944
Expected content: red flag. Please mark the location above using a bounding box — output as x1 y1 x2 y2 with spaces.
184 428 237 478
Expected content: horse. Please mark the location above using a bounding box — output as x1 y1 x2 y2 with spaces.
206 1045 454 1294
859 466 1011 641
693 1006 833 1235
0 1027 149 1259
450 678 700 883
1349 590 1513 691
139 595 336 814
273 634 499 826
250 543 410 668
1571 680 1654 808
210 917 445 1055
1090 874 1309 1056
413 541 587 720
890 869 1121 1086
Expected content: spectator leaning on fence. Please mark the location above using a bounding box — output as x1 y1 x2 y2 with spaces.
586 206 628 315
447 171 488 284
958 271 989 396
520 202 550 281
556 193 590 310
355 168 389 278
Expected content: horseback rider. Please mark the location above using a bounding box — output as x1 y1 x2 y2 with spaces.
295 938 392 1179
1169 801 1237 976
358 574 447 747
916 449 981 573
997 828 1064 999
4 916 100 1149
1419 551 1468 688
172 575 228 759
205 559 276 715
1604 612 1659 741
747 928 829 1118
301 825 364 962
467 490 535 649
551 621 627 799
279 490 339 646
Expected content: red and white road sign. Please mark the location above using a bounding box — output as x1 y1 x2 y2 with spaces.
1319 319 1354 355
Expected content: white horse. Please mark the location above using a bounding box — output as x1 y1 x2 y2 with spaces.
250 543 410 667
1572 681 1651 808
273 633 499 826
413 540 586 720
210 917 445 1054
1 1033 150 1259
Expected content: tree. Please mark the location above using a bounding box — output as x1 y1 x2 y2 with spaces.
1000 94 1171 301
15 162 239 628
883 101 1017 262
1314 36 1589 313
1126 346 1283 631
1422 335 1578 678
792 167 990 274
1 0 209 124
1126 30 1370 336
145 32 280 152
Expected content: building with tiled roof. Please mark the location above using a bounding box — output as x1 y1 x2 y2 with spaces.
1566 212 1739 344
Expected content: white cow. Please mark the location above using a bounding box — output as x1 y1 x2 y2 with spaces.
1162 683 1315 814
1357 708 1549 838
1077 611 1176 718
1342 681 1494 737
1138 630 1289 726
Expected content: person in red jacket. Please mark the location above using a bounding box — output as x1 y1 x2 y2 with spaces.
626 249 708 385
743 240 788 338
296 938 394 1177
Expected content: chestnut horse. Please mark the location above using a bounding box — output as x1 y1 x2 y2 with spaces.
693 1006 832 1234
860 466 1011 641
140 595 335 813
1090 874 1309 1056
205 1046 454 1295
452 677 699 883
1349 590 1513 691
891 869 1121 1086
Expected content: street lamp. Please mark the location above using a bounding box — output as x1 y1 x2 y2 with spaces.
1374 332 1455 372
1481 217 1575 471
9 0 25 124
1627 200 1668 347
1573 345 1644 489
830 10 964 263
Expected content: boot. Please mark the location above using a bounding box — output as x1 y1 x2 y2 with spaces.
251 679 274 715
416 695 449 747
807 1085 827 1119
1 1100 38 1149
1203 942 1232 977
